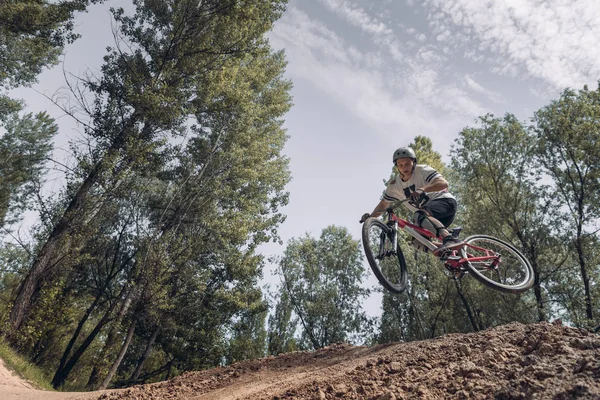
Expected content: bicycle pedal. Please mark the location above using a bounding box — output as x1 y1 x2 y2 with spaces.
449 227 462 238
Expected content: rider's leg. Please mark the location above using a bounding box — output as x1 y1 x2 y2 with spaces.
412 210 449 239
410 210 449 253
420 198 457 236
418 198 463 254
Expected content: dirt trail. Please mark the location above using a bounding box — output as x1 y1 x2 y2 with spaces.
2 322 599 399
0 358 100 400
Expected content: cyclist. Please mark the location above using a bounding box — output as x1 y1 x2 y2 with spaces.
360 147 462 255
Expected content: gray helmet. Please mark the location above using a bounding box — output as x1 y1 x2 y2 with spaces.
392 147 417 164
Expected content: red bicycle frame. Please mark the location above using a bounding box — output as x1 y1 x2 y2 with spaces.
387 206 501 273
388 212 441 253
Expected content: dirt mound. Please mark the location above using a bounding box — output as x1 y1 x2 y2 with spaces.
97 322 599 400
2 322 599 399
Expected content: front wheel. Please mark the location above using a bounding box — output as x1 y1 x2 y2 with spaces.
362 218 408 293
461 235 534 294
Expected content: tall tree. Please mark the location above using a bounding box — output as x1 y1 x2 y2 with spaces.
2 0 293 388
533 83 600 325
1 0 103 229
1 0 103 90
450 113 563 323
276 226 371 350
0 112 56 227
9 0 289 330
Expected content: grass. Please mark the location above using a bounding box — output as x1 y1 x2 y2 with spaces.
0 337 54 391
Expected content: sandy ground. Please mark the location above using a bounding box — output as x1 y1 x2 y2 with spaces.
0 358 100 400
2 321 599 399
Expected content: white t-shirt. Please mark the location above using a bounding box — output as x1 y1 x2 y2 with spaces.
382 164 455 213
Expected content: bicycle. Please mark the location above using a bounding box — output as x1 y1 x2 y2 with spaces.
361 199 535 294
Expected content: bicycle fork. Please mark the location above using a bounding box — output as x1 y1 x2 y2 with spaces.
377 221 398 259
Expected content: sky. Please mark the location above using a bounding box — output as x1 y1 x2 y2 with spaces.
9 0 600 318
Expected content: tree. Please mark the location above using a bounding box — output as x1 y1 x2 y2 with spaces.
450 113 563 323
410 136 445 172
276 226 371 350
0 112 56 228
9 0 289 330
267 288 299 355
0 0 104 122
1 1 103 229
533 83 600 325
0 0 103 89
226 292 268 364
2 0 293 389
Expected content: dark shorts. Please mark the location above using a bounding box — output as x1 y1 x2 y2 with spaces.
421 198 457 227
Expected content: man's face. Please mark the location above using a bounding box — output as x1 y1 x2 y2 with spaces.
395 158 414 177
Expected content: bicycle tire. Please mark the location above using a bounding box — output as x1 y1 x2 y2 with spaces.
461 235 534 294
362 217 408 293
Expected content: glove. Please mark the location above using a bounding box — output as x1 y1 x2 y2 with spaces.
409 189 429 208
359 213 371 223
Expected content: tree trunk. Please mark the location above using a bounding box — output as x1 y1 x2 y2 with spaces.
10 120 139 330
531 261 546 322
575 235 593 321
10 232 72 330
99 319 137 390
57 290 104 374
86 288 135 389
51 295 120 388
130 326 160 383
165 358 175 381
454 280 479 332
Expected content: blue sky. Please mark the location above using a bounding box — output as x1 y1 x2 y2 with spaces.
9 0 600 318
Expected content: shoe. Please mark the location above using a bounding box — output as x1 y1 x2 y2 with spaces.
433 236 464 255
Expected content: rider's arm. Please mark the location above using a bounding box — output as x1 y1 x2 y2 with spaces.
370 199 391 218
419 176 449 193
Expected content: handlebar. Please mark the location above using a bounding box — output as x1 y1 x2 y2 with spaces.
387 198 411 212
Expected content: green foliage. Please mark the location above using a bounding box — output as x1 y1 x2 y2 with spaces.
0 0 98 230
0 0 105 88
226 293 268 364
534 84 600 219
411 136 445 173
449 113 564 324
3 0 294 390
0 111 57 228
533 83 600 325
275 226 372 350
267 288 300 355
0 337 54 390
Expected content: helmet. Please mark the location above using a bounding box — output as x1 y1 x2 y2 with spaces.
392 147 417 164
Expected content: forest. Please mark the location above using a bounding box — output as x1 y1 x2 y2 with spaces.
1 0 599 391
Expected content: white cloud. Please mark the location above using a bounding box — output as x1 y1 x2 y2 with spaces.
424 0 600 90
270 6 484 145
317 0 405 63
270 8 437 132
464 75 504 104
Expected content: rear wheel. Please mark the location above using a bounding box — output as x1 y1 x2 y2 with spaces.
362 218 408 293
461 235 534 293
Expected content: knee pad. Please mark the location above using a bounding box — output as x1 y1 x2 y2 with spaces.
413 211 444 237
